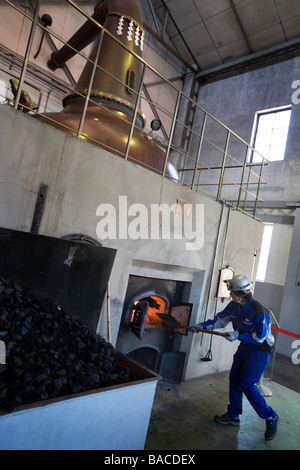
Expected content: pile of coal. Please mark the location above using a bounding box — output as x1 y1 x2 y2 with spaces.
0 276 132 412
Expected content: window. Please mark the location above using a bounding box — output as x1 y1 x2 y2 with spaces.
250 106 292 163
256 224 273 282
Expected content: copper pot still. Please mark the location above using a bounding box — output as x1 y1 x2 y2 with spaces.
36 0 178 179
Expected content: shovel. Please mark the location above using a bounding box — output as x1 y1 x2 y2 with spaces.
154 312 183 329
154 313 226 337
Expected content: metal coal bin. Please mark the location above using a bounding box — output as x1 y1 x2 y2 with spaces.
0 354 161 450
0 228 161 450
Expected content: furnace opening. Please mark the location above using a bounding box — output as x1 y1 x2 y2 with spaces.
130 296 168 339
132 296 168 329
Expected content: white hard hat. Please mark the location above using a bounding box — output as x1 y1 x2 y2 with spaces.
227 275 252 294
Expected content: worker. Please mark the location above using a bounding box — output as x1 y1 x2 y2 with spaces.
189 274 279 441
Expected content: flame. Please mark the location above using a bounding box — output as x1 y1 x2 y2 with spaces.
131 296 167 328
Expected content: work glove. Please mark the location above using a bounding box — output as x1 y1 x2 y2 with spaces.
224 331 239 342
188 325 199 333
188 323 213 333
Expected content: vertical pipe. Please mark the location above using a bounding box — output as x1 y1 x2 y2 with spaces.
30 183 48 234
267 309 280 385
237 146 249 210
243 169 251 213
253 161 264 218
107 282 111 343
250 249 258 284
14 0 41 109
217 130 230 201
201 201 226 330
125 63 147 160
162 91 181 176
191 112 207 191
76 28 104 138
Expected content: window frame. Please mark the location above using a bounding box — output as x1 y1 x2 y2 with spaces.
249 105 292 163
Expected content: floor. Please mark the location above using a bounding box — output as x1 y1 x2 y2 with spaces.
145 372 300 450
265 352 300 393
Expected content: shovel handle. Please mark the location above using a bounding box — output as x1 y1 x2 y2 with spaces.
188 326 226 337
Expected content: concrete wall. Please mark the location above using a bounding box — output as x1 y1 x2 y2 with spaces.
0 104 264 379
196 56 300 205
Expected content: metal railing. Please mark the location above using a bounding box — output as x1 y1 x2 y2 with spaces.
0 0 270 219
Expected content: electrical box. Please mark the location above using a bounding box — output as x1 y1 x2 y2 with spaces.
217 267 234 299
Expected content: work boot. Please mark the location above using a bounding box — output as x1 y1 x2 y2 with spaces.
214 412 240 426
265 414 279 440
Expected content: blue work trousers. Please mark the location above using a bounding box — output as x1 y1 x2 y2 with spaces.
228 347 276 420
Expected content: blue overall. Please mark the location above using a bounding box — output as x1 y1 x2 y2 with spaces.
202 299 277 420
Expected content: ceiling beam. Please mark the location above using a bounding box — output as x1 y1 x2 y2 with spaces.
196 36 300 82
228 0 253 54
